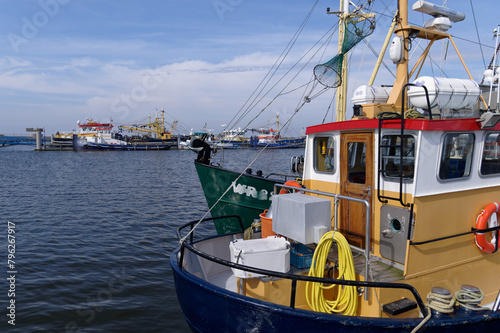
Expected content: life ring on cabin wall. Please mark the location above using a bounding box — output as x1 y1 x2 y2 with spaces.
279 180 303 194
475 202 500 253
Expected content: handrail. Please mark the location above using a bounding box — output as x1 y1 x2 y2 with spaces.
176 215 428 317
265 172 296 181
274 184 372 301
376 83 431 208
176 215 245 242
377 112 411 208
410 224 500 249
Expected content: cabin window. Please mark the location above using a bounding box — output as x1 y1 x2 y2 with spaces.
439 133 475 180
381 135 415 180
480 132 500 175
314 136 335 173
347 142 366 184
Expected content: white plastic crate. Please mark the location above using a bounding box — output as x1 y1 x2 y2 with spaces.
229 236 290 279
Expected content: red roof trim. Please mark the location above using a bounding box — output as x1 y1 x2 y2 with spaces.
305 118 498 135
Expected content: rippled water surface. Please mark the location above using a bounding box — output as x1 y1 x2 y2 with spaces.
0 146 303 332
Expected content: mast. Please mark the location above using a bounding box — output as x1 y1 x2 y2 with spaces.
335 0 350 122
276 113 280 135
488 26 500 111
386 0 409 108
323 0 374 121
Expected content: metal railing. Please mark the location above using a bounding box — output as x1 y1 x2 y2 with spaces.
176 214 427 317
274 183 372 300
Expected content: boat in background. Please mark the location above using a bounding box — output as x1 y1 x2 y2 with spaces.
72 121 171 151
117 109 180 146
187 120 304 231
55 114 173 150
217 127 250 146
254 114 306 148
172 0 500 331
188 137 297 233
53 118 114 142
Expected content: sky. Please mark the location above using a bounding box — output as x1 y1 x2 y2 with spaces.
1 0 499 136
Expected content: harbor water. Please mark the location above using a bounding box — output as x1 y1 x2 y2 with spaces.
0 146 303 332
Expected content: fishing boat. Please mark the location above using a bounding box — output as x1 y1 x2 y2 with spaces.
255 128 305 148
187 137 296 234
218 127 249 145
172 1 500 331
70 114 172 150
118 109 179 146
72 126 171 151
53 118 114 141
79 141 171 150
254 115 306 148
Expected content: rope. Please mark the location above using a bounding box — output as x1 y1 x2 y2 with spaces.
305 231 358 316
411 289 455 333
404 109 427 119
412 286 488 332
410 307 431 333
455 288 488 311
373 109 427 119
427 290 455 313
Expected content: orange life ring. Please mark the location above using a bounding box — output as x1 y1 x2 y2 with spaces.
279 180 303 194
475 202 500 253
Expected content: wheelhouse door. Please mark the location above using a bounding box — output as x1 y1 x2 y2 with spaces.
340 132 374 249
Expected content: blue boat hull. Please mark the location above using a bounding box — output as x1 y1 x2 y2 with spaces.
170 248 500 333
75 142 171 151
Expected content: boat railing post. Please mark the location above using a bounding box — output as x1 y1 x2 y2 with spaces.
493 290 500 312
334 196 339 231
290 279 297 309
178 243 185 269
364 200 371 301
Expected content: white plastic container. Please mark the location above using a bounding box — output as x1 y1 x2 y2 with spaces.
351 85 391 105
229 236 290 279
272 193 331 244
407 77 480 110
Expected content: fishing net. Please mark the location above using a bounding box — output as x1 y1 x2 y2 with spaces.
314 16 376 88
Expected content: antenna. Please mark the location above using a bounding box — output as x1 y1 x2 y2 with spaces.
412 0 465 32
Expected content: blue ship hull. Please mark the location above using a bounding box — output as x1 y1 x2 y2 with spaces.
170 248 500 333
75 141 171 151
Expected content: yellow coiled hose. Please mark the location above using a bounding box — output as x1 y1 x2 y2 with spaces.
305 231 358 316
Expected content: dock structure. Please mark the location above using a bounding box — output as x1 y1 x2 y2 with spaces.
0 135 36 147
26 128 44 150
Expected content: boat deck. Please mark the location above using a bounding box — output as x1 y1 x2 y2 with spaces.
186 234 404 299
329 246 404 283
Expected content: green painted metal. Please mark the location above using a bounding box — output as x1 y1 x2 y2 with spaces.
194 162 281 235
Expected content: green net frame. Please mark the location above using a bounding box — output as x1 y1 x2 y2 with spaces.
314 16 376 88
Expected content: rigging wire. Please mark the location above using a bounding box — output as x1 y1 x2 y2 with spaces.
235 24 340 136
469 0 487 69
179 146 272 245
186 1 385 238
361 39 396 79
322 89 337 124
185 8 344 237
225 0 320 132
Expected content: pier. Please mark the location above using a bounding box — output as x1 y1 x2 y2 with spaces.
0 128 45 150
0 135 36 147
